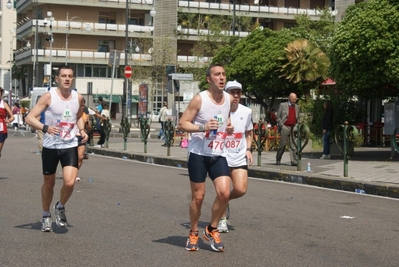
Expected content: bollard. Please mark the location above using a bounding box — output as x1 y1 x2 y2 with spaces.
139 117 151 153
334 121 358 177
164 120 175 157
290 123 310 171
252 120 268 166
102 117 112 148
120 117 131 151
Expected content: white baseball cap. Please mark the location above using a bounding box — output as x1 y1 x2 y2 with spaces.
225 81 242 91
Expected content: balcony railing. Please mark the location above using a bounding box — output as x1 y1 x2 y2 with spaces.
16 19 153 36
15 48 211 65
179 1 334 17
177 28 249 38
16 0 155 10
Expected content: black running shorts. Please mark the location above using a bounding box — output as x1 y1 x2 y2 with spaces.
42 147 78 175
187 152 230 183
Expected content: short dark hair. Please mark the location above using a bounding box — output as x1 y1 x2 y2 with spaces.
206 64 224 77
98 96 103 102
57 66 74 76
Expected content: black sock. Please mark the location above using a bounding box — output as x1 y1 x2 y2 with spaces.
207 224 217 232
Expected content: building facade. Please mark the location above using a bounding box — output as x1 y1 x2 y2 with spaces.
9 0 361 120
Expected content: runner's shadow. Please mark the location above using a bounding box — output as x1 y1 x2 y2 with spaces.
0 176 8 180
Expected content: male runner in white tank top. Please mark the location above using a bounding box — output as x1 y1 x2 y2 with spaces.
26 66 88 232
217 80 253 233
178 64 234 252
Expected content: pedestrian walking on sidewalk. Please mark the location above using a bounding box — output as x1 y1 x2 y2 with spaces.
158 103 168 140
276 92 300 166
0 87 15 158
217 80 253 233
26 66 88 232
320 100 333 159
178 64 234 252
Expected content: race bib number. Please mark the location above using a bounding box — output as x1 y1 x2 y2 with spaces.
225 132 243 153
203 132 227 155
0 121 3 132
59 121 75 140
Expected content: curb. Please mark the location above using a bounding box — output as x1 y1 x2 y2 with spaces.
87 147 399 199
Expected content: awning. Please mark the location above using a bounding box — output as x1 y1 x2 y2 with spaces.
131 95 138 103
94 94 121 103
321 78 336 85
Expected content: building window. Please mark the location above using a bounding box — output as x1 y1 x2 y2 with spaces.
129 12 145 25
93 66 107 77
98 40 115 53
99 11 116 24
83 65 120 78
85 66 92 77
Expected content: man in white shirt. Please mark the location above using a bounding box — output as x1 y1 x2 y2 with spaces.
217 81 253 233
178 64 234 252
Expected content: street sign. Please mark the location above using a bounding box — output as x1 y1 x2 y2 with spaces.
171 73 193 81
124 66 132 79
108 50 121 67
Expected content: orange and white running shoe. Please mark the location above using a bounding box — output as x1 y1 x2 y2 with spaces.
185 231 199 251
203 227 224 252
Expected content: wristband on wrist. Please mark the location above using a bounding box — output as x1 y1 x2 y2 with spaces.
246 148 253 153
198 124 205 132
42 124 49 133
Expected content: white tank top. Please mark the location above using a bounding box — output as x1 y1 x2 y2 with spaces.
188 90 231 157
43 88 80 149
226 104 253 167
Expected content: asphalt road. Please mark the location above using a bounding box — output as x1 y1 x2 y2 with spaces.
1 134 399 267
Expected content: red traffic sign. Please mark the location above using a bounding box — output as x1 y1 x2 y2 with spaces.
124 66 132 79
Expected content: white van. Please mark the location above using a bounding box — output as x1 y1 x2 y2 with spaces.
29 87 52 111
27 87 52 132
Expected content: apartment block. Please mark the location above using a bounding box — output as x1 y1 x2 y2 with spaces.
10 0 342 119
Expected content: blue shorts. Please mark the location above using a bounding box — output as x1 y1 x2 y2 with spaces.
42 147 78 175
0 133 8 143
187 153 230 183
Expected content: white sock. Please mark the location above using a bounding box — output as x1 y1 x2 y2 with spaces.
57 202 64 209
42 211 51 217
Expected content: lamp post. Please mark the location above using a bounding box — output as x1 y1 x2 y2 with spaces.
65 12 91 65
123 0 130 120
43 11 54 87
150 4 156 111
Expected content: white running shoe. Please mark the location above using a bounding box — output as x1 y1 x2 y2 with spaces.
217 218 229 233
320 154 330 159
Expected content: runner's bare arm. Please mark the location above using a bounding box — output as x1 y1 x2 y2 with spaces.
76 94 88 142
4 102 14 123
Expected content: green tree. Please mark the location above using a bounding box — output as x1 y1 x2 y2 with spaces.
278 39 330 93
329 0 399 99
292 9 336 53
221 28 296 110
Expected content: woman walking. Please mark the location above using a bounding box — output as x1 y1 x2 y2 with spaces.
0 88 15 158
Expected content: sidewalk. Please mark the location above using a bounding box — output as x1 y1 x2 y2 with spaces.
87 134 399 199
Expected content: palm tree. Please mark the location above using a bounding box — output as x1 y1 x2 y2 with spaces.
278 39 330 85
